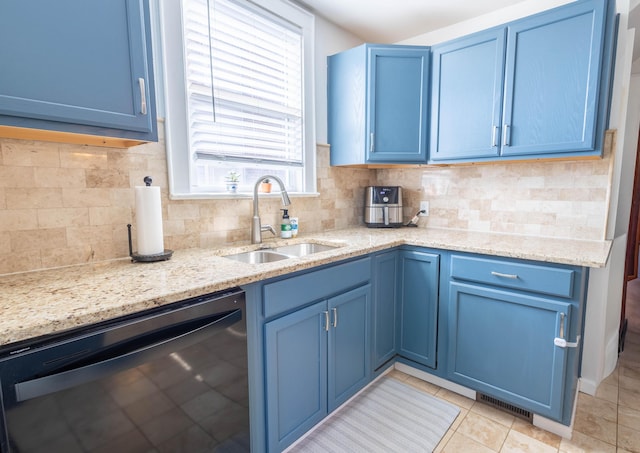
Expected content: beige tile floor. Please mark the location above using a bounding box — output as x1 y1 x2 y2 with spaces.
388 328 640 452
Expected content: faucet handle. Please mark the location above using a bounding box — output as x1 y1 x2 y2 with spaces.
261 225 277 237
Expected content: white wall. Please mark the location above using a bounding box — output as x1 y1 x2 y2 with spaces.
313 17 362 144
581 1 640 394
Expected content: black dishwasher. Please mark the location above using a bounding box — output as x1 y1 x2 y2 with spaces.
0 288 249 453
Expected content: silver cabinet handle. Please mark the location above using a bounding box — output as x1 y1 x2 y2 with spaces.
139 78 147 115
331 308 338 328
503 124 510 146
558 312 565 340
323 311 330 332
370 133 375 152
491 271 518 279
492 125 498 147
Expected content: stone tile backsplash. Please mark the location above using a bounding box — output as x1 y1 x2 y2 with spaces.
0 121 612 274
378 152 612 241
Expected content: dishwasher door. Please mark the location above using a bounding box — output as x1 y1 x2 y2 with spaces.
0 288 248 453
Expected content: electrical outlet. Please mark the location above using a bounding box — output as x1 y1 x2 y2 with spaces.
420 201 429 216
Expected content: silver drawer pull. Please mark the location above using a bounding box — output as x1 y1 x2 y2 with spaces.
332 308 338 328
491 271 518 279
323 311 329 332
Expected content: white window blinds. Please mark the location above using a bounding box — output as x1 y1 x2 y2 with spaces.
184 0 304 166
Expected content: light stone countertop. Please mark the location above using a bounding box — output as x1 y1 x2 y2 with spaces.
0 227 612 348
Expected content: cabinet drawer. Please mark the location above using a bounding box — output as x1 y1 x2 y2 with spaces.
450 255 574 298
263 257 371 318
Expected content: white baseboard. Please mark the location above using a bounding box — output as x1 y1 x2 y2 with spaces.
394 362 476 399
396 362 577 439
579 377 598 396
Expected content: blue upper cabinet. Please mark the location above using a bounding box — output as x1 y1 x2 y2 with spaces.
502 1 606 157
430 0 613 163
328 44 430 165
0 0 157 147
430 29 506 161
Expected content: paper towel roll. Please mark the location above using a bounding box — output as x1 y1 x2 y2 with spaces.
135 185 164 256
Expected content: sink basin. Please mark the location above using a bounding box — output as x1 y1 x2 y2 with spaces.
272 242 339 257
223 242 340 263
224 250 291 264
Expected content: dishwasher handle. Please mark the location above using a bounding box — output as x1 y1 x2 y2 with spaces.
14 309 241 403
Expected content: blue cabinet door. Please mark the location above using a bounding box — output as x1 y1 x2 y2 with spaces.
429 0 611 163
501 0 607 157
372 251 398 370
397 250 439 368
328 44 429 165
367 47 430 163
430 29 506 161
328 285 371 411
264 301 328 452
0 0 156 141
447 282 571 420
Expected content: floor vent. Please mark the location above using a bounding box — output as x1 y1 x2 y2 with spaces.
476 393 533 422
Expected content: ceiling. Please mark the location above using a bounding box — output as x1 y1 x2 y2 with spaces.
298 0 640 66
297 0 533 43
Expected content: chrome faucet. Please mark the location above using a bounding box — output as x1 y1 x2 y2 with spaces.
251 175 291 244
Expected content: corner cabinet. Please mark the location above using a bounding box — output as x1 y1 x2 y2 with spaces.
372 251 398 370
430 0 614 163
397 248 440 369
446 254 587 424
328 44 430 166
0 0 157 147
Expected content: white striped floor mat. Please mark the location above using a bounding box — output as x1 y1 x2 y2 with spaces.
292 376 460 452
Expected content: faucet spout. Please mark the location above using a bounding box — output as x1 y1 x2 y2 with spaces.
251 175 291 244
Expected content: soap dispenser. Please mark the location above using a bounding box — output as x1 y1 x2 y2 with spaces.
280 209 292 239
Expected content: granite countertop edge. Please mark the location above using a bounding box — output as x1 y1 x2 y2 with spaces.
0 227 612 347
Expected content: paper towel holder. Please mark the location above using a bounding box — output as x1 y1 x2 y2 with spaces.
127 223 173 263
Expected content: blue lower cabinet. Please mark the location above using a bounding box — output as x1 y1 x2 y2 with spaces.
255 248 588 451
264 284 371 452
328 286 371 410
397 250 440 368
447 281 572 420
264 301 328 452
372 251 398 370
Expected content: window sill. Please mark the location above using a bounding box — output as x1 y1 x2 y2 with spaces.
168 191 321 201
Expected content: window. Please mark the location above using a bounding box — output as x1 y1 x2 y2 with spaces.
161 0 316 198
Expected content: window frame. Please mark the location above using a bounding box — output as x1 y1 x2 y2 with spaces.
159 0 317 199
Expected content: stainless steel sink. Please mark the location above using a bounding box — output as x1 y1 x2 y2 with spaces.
224 250 291 264
223 242 340 263
272 242 338 257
